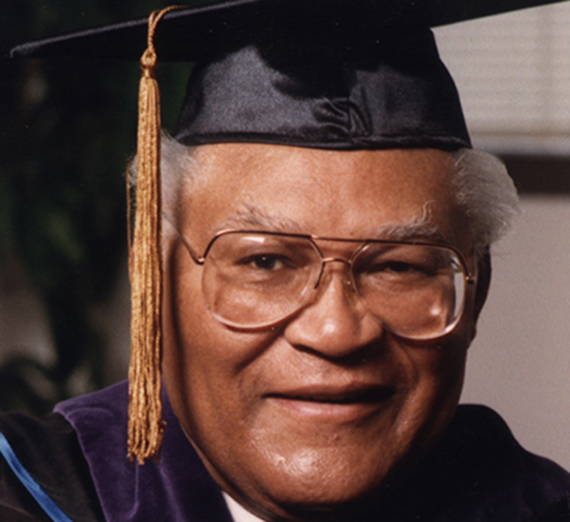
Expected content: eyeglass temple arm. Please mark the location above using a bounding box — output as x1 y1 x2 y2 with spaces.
163 214 205 265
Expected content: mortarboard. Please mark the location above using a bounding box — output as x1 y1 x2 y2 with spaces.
10 0 568 463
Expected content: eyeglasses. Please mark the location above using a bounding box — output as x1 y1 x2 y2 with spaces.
174 228 475 340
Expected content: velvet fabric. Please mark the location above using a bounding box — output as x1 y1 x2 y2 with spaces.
54 383 232 522
52 381 570 522
0 411 105 522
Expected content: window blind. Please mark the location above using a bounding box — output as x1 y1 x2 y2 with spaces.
434 3 570 153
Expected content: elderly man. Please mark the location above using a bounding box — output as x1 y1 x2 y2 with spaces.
1 1 570 521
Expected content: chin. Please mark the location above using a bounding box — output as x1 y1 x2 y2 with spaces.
214 431 433 522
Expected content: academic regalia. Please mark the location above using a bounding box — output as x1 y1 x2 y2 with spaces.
1 383 570 521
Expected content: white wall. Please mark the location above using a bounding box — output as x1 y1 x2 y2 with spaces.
433 2 570 470
435 2 570 153
462 196 570 469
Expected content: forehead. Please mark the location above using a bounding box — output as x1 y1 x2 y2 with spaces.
182 143 463 244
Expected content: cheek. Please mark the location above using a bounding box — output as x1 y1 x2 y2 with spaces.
383 329 470 459
162 250 277 440
411 348 466 410
400 333 469 435
410 283 476 401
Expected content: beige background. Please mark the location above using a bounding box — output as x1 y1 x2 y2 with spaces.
435 3 570 470
462 197 570 469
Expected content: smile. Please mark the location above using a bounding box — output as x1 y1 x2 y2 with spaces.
265 386 396 421
270 388 395 403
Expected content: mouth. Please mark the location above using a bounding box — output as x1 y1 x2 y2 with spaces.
265 386 396 421
268 387 395 403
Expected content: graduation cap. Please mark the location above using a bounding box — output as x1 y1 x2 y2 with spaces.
11 0 568 463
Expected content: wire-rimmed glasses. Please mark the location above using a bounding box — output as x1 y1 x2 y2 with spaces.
174 228 475 340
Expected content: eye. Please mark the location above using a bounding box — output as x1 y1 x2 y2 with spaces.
238 252 297 273
250 255 283 271
355 244 448 280
383 261 415 273
362 260 423 276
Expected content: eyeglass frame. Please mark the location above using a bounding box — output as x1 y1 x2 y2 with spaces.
167 221 476 335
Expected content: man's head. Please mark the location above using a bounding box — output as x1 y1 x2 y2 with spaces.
156 141 517 519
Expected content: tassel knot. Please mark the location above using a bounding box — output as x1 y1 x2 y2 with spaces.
141 48 158 73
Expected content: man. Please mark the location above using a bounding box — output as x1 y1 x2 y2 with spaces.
1 1 569 521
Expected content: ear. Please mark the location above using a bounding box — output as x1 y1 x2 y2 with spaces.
469 249 491 344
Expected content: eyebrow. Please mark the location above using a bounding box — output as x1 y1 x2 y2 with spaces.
215 205 305 234
217 204 447 243
374 218 445 243
369 202 449 243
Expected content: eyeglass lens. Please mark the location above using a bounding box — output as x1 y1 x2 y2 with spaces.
199 232 467 339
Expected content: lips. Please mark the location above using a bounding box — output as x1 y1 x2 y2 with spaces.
264 384 396 421
267 386 395 404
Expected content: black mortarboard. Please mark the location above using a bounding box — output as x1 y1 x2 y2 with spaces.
10 0 568 463
10 0 568 151
13 0 473 150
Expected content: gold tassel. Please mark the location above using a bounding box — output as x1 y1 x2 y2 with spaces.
127 6 185 464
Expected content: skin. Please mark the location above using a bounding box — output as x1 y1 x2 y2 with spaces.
161 144 490 521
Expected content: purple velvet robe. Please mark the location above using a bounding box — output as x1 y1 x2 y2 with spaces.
1 380 570 521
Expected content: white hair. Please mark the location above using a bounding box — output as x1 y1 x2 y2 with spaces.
128 133 196 245
451 148 519 254
129 136 519 254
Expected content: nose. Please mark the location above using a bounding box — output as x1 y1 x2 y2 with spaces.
283 263 384 359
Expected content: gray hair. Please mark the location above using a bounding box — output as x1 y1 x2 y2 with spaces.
451 148 519 254
130 135 519 254
128 133 196 245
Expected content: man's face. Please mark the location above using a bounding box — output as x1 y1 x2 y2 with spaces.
162 144 481 520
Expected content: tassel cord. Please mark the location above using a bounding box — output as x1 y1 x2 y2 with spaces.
127 5 186 464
